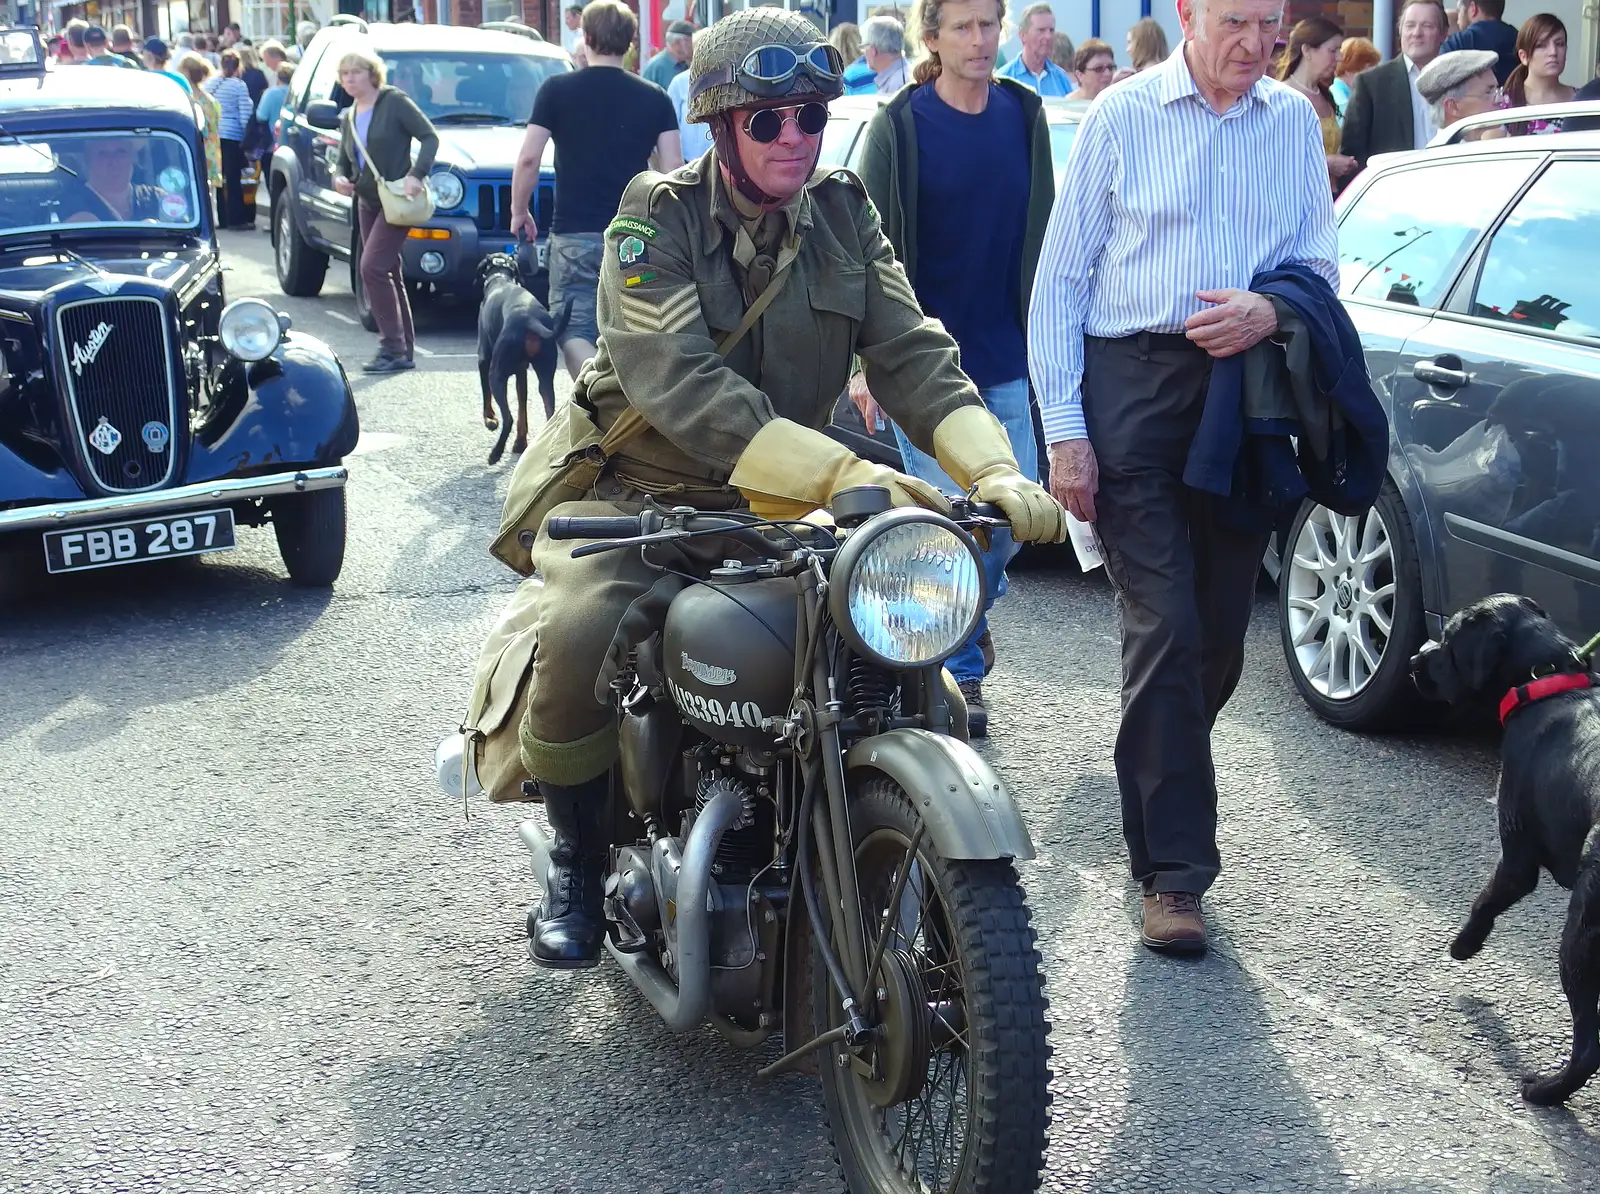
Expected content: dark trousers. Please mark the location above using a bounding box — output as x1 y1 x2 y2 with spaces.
357 199 416 358
1083 333 1272 896
218 139 246 228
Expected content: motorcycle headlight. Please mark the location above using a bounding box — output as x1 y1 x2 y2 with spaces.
218 298 283 362
428 170 465 210
829 508 985 669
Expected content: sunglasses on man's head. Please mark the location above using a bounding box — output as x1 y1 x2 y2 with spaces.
743 101 829 143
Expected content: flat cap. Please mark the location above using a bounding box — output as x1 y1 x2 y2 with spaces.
667 20 696 37
1416 49 1499 103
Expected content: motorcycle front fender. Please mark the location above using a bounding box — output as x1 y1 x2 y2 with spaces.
845 728 1035 862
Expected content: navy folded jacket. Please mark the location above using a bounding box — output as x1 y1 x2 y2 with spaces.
1184 264 1389 529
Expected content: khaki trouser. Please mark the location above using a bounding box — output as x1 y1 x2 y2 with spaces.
467 464 742 797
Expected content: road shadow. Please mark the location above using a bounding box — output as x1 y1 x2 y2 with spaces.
1457 994 1600 1181
384 466 515 617
0 551 332 752
346 966 837 1194
1088 943 1351 1192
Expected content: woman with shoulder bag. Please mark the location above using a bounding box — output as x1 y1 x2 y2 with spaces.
333 48 440 373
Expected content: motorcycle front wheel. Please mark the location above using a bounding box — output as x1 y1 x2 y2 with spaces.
817 776 1051 1194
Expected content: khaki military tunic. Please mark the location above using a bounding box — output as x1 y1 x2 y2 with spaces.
479 152 983 791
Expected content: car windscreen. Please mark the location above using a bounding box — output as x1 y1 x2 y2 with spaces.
0 130 202 236
818 116 863 168
384 52 570 126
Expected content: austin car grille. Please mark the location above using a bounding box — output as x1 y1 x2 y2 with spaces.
475 180 554 235
57 296 178 494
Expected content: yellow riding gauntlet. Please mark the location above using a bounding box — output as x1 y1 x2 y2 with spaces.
729 418 951 521
932 405 1068 544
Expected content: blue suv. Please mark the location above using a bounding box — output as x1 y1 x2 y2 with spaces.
269 19 566 325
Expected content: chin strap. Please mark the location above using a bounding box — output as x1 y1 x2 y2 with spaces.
710 114 781 206
709 113 822 209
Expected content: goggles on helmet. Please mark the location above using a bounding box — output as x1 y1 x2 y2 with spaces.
690 41 845 103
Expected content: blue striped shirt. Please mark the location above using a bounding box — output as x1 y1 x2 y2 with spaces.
1028 46 1339 444
205 75 255 143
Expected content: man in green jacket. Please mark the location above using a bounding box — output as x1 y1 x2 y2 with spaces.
852 0 1055 737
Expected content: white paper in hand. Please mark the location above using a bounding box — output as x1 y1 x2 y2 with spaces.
1066 514 1103 572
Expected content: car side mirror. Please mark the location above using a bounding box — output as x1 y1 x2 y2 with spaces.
305 99 340 130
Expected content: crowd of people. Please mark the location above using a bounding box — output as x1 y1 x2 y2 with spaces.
43 17 318 230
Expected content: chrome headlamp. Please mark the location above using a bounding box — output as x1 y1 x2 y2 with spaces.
828 508 985 669
218 298 284 362
428 170 465 211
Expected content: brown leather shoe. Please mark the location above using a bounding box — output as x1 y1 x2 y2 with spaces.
1141 892 1208 955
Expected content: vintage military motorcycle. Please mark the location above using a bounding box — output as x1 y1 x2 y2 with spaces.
444 486 1051 1193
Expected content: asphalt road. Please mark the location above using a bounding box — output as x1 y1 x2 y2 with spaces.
3 228 1598 1194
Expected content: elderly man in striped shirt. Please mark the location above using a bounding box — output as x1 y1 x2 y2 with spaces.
1029 0 1337 955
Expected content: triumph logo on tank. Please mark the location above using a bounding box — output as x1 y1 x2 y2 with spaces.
680 652 736 686
69 320 113 376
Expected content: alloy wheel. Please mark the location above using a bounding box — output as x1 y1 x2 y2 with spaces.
1284 503 1398 701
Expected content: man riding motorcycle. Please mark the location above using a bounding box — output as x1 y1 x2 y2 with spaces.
472 6 1066 970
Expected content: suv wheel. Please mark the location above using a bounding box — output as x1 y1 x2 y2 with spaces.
272 487 347 587
1279 484 1428 730
350 229 379 333
274 189 328 297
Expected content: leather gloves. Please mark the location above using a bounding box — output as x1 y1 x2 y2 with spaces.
729 418 950 520
933 405 1068 544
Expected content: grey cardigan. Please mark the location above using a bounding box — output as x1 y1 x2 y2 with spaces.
337 86 440 205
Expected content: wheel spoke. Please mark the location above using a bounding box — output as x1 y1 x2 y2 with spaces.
1290 601 1330 648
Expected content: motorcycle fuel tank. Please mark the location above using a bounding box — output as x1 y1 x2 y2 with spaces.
662 577 796 749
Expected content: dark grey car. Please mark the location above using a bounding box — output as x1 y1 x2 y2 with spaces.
1276 105 1600 729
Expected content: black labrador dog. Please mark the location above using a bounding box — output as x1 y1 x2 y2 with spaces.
1411 593 1600 1104
475 249 569 465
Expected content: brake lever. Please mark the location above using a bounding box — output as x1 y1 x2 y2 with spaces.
570 531 683 559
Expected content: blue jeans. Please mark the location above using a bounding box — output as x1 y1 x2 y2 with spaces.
892 377 1036 685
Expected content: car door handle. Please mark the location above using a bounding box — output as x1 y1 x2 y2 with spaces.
1413 359 1471 388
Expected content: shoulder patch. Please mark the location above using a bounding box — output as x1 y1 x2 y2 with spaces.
607 215 659 242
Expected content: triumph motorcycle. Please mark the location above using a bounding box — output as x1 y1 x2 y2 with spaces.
441 485 1051 1193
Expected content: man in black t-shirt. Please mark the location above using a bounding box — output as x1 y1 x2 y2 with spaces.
511 0 682 377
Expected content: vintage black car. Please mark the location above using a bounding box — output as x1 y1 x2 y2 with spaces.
0 29 358 587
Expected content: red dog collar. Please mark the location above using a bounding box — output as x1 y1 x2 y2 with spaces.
1499 672 1594 725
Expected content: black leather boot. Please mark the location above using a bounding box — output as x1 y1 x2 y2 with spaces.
528 776 610 969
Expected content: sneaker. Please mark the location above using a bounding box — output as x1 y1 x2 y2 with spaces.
1140 892 1208 956
957 679 988 739
362 352 408 374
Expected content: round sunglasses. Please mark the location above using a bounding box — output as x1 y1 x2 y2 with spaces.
743 101 830 143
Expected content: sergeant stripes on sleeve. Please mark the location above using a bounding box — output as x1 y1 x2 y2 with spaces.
872 260 921 314
617 286 701 335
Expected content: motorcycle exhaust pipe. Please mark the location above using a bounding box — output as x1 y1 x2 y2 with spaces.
517 782 749 1034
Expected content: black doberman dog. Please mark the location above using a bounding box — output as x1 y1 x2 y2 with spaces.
1412 593 1600 1104
475 248 569 465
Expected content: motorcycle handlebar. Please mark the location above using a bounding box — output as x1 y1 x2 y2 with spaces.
547 500 1009 547
546 514 651 541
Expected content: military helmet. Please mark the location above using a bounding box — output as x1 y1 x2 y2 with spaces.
687 7 844 124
